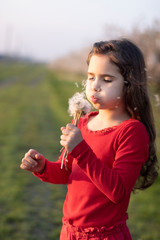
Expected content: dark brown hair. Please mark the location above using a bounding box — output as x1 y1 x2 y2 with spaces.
87 39 159 190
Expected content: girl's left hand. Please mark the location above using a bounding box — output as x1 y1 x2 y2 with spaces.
60 123 83 152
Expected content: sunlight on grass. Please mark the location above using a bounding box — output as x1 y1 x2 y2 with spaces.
0 62 159 240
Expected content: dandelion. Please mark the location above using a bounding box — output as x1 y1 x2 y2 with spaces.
82 79 87 91
61 92 92 170
68 92 92 123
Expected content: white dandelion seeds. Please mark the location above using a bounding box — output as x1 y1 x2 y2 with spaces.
82 79 87 91
75 82 79 88
68 92 92 121
61 92 92 170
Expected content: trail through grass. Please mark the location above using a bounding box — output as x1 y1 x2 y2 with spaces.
0 61 159 240
0 62 82 240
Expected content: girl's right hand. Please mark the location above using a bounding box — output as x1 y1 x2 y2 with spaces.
20 149 46 173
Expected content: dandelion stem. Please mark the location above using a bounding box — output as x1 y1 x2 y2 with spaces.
60 92 92 170
61 111 82 170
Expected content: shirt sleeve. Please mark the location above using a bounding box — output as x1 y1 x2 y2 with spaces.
33 150 73 184
69 122 149 203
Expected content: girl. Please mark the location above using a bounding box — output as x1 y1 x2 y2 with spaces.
20 39 158 240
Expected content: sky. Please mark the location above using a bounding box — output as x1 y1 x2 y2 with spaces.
0 0 160 62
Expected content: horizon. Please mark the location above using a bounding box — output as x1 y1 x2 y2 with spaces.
0 0 160 62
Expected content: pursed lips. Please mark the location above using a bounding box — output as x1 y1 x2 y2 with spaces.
90 95 100 103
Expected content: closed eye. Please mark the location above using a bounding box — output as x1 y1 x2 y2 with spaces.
88 77 95 80
104 79 112 83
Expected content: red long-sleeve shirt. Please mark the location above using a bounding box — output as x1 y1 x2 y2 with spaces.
34 111 149 228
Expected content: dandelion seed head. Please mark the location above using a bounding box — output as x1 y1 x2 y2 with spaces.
68 92 92 117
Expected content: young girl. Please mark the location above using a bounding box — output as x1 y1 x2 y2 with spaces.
20 39 158 240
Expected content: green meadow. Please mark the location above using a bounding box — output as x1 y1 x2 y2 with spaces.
0 62 159 240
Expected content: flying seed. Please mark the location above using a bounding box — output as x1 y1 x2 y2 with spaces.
154 94 160 106
75 82 79 88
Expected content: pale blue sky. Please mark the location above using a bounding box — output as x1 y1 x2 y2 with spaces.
0 0 160 62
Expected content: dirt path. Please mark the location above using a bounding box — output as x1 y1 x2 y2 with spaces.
28 73 46 86
0 77 18 88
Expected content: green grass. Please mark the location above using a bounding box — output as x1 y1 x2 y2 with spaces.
0 61 159 239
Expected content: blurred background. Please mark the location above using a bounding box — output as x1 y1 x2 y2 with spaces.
0 0 160 239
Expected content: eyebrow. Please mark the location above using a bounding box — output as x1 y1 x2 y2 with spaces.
88 72 116 78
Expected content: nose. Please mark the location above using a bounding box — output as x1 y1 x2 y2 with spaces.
91 78 101 92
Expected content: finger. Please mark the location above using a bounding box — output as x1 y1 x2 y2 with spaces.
22 155 37 166
61 128 71 136
25 155 37 164
35 153 45 161
20 162 36 171
28 149 38 159
66 123 74 130
22 157 37 168
61 126 66 131
60 136 67 143
60 133 71 141
20 163 28 170
60 139 67 149
20 161 31 170
60 135 65 140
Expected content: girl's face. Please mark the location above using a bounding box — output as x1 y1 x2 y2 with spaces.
86 54 125 110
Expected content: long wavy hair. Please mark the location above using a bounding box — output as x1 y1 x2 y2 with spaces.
87 39 159 190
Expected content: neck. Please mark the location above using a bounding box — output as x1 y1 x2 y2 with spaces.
97 107 130 124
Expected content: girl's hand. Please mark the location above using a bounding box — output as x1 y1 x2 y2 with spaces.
20 149 46 173
60 124 83 152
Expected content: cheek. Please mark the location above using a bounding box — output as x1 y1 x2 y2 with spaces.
104 85 123 101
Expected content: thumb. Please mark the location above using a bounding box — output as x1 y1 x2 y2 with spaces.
35 153 45 161
28 149 39 159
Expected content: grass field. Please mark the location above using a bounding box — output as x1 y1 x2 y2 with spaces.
0 61 159 240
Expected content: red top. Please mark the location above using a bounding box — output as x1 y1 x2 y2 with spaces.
34 112 149 228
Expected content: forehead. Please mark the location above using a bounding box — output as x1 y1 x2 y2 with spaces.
88 54 120 75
